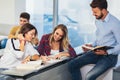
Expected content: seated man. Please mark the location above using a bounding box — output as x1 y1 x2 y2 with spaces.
68 0 120 80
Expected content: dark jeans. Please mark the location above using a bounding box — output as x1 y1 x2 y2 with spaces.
68 51 118 80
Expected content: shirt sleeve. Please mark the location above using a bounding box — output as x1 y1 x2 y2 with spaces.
68 44 77 57
37 35 46 55
25 42 39 56
107 24 120 55
5 39 24 59
8 26 18 38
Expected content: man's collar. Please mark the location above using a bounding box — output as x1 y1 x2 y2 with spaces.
102 13 110 22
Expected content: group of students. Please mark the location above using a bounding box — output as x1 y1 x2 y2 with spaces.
1 0 120 80
0 14 76 67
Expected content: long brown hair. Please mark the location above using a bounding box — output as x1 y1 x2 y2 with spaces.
19 23 37 37
49 24 69 50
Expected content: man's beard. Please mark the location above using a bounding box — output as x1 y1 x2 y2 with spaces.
96 12 104 20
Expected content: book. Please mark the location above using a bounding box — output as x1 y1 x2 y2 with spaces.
82 45 114 51
46 59 62 64
16 60 42 70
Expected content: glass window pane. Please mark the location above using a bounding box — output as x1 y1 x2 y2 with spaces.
58 0 96 47
26 0 120 48
26 0 53 39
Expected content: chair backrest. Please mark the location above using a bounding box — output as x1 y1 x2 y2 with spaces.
0 38 8 49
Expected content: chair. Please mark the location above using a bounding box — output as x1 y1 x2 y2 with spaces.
0 38 8 49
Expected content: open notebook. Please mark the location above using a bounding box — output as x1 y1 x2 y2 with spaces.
82 45 114 51
16 60 42 70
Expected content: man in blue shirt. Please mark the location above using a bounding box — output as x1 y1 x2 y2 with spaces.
68 0 120 80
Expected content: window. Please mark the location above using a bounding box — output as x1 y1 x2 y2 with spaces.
26 0 120 48
58 0 96 47
26 0 53 39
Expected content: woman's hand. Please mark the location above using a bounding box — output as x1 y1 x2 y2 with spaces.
21 55 31 64
18 34 24 40
41 55 50 62
53 54 62 59
31 54 40 60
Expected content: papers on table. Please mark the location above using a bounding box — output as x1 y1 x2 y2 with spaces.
16 60 42 70
0 57 69 76
46 59 62 64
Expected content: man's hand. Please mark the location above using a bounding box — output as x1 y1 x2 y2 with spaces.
82 44 92 52
94 50 108 55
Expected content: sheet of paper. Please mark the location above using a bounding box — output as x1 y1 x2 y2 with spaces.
16 60 42 70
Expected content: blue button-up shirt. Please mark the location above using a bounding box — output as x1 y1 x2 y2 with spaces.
92 13 120 55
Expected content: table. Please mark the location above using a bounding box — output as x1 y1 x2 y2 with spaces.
1 58 72 80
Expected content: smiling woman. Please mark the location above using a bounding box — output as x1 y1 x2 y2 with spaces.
36 24 76 62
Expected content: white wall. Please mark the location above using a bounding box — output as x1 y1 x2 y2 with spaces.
0 0 26 35
108 0 120 20
0 0 26 25
0 0 15 24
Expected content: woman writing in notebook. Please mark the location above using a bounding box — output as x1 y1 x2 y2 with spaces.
0 23 39 68
36 24 76 61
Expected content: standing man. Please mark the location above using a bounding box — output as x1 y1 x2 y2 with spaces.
68 0 120 80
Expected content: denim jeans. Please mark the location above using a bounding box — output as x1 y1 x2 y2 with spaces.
68 51 118 80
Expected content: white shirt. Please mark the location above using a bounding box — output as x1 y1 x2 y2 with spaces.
0 39 39 68
50 50 59 55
